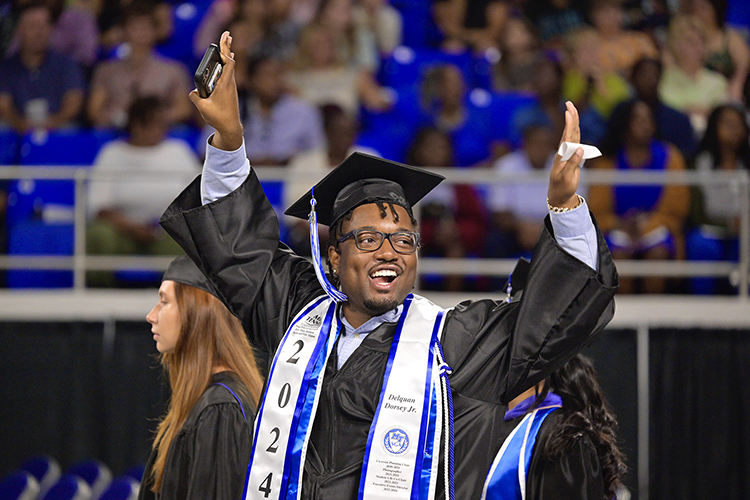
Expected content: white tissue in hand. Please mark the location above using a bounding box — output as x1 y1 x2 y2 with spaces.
557 142 602 162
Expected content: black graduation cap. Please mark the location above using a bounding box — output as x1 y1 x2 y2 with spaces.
163 255 217 297
284 152 445 226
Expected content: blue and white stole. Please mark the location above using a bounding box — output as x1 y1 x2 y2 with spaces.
480 393 562 500
244 293 448 500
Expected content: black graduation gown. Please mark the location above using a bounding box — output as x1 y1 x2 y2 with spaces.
160 171 618 500
138 372 255 500
526 411 608 500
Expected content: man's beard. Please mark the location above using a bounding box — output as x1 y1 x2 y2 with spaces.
363 297 400 317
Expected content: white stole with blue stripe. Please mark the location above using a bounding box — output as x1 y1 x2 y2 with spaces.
244 293 446 500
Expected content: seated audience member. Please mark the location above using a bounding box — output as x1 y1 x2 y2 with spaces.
0 2 85 133
491 15 542 94
97 0 173 49
314 0 378 72
485 120 561 262
688 0 750 101
352 0 402 56
284 103 379 255
510 53 566 147
587 0 658 78
687 104 750 294
562 27 631 145
87 96 201 287
418 63 503 166
241 54 325 166
88 3 193 129
588 100 690 294
612 57 696 157
522 0 587 50
659 14 729 135
484 353 627 500
49 0 100 69
285 22 391 114
408 127 488 292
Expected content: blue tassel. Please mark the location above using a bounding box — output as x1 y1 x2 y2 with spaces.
309 191 348 302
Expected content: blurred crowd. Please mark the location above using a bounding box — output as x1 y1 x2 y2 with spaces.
0 0 749 294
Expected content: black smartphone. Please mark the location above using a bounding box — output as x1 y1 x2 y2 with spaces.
194 43 224 98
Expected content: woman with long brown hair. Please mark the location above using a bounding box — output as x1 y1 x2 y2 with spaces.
139 255 264 500
483 353 628 500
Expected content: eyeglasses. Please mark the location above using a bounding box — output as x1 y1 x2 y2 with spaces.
337 229 420 254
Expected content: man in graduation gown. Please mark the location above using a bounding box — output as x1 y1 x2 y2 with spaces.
160 32 618 500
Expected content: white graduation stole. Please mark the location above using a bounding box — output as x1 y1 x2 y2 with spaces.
244 294 446 500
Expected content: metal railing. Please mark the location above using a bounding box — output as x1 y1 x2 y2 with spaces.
1 165 748 296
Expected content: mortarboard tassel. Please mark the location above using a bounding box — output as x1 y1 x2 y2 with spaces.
309 189 348 302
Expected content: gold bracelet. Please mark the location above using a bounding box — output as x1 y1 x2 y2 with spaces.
547 194 584 213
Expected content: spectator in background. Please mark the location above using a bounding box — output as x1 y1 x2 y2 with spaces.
284 103 379 255
314 0 378 72
510 54 566 147
0 2 85 133
241 54 325 166
562 27 631 146
687 0 750 102
98 0 173 50
485 120 560 262
88 3 193 129
587 0 659 78
194 0 301 66
418 63 502 166
352 0 402 56
523 0 587 50
87 96 200 287
286 22 391 114
612 57 696 157
49 0 100 69
588 100 690 294
407 127 488 292
687 104 750 294
491 15 542 94
659 14 729 135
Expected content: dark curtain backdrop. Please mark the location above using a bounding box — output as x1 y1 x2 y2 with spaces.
1 322 748 500
650 328 750 500
0 321 167 477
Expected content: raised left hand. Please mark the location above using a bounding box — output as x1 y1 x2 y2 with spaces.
548 101 583 209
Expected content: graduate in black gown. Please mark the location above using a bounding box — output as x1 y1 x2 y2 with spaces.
138 256 264 500
159 31 619 500
483 353 627 500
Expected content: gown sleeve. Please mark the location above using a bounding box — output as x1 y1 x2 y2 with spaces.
160 173 324 354
442 214 618 404
184 403 254 500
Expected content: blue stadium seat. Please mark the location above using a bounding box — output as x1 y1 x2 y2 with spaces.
6 129 116 288
20 456 62 500
6 220 74 288
121 465 144 484
378 47 492 90
156 0 214 69
389 0 433 49
40 474 91 500
0 128 19 165
97 477 139 500
67 460 111 500
19 129 117 166
0 470 40 500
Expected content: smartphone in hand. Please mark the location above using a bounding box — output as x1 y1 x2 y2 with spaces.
194 43 224 98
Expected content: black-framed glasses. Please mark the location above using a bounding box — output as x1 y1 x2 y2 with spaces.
337 229 420 254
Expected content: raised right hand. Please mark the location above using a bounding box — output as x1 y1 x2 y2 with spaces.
189 31 243 151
